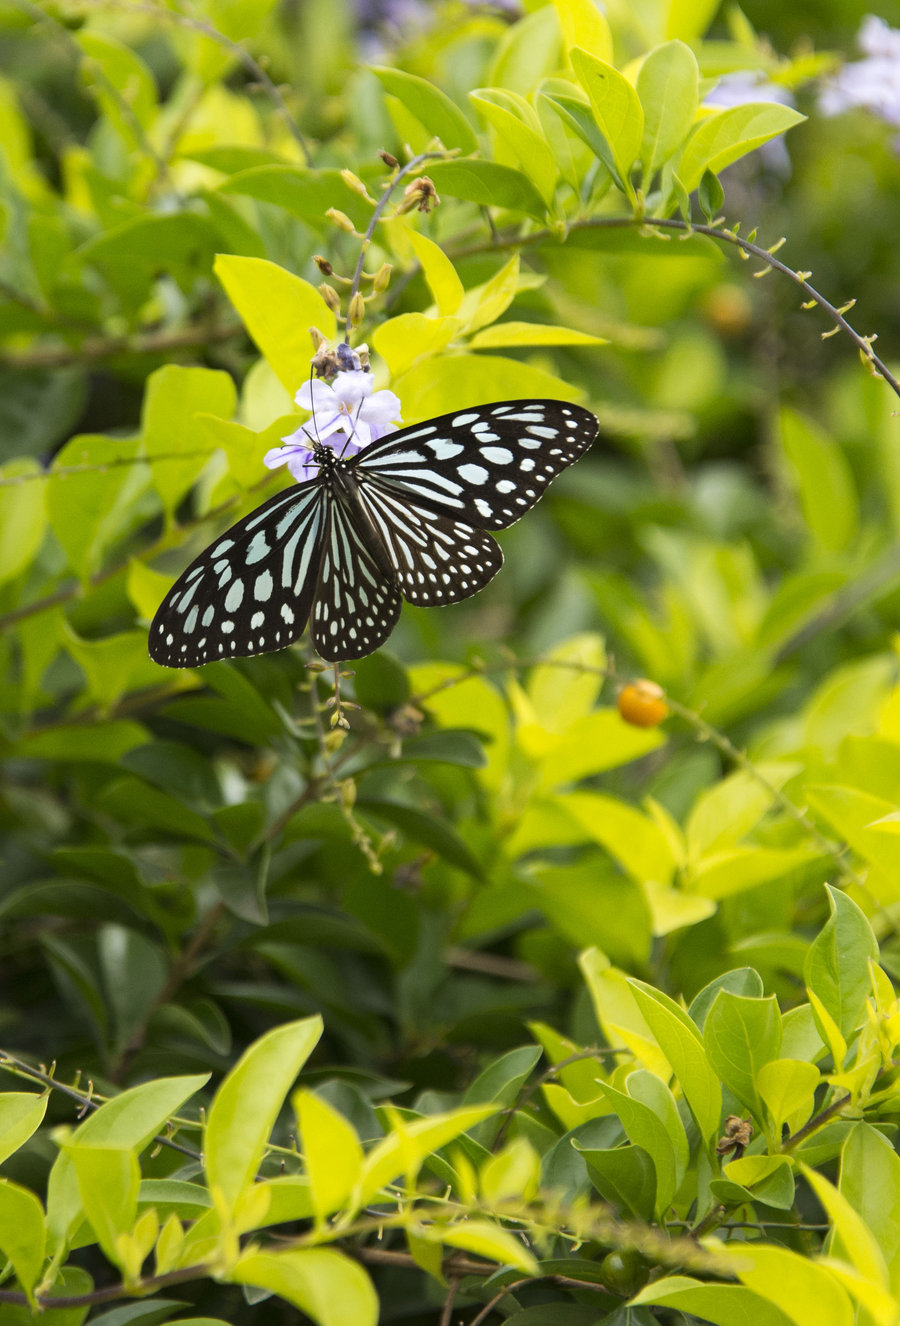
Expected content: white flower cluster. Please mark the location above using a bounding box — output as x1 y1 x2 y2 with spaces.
820 15 900 128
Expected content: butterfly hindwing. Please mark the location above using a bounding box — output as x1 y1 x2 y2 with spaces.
310 493 402 661
352 400 598 530
149 481 327 667
351 479 503 606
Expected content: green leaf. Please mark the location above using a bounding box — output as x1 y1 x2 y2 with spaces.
839 1125 900 1296
0 458 46 587
293 1090 363 1221
804 1165 890 1290
141 365 237 517
677 102 806 193
463 1046 541 1145
579 1143 657 1221
559 791 678 887
717 1241 854 1326
424 160 548 220
698 167 725 221
404 229 465 316
78 214 219 307
525 862 652 969
214 255 337 395
372 68 477 153
46 1075 208 1251
0 1179 46 1305
218 166 374 230
637 40 699 179
351 652 410 714
469 88 559 207
427 1220 538 1274
19 722 150 765
468 321 605 349
233 1248 377 1326
0 1092 48 1166
704 991 782 1127
463 253 521 333
97 924 168 1054
628 980 722 1142
65 1143 139 1269
357 797 483 879
634 1278 796 1326
571 48 644 186
807 786 900 902
804 885 878 1040
204 1017 323 1214
75 31 156 154
396 353 583 423
756 1060 820 1137
593 1075 684 1217
47 435 148 582
666 0 721 39
779 408 859 554
712 1154 796 1211
535 710 666 791
356 1106 497 1207
526 633 606 731
372 312 463 377
551 0 613 62
542 90 623 184
97 774 217 843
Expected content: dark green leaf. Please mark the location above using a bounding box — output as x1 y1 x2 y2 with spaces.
358 797 484 878
426 160 548 219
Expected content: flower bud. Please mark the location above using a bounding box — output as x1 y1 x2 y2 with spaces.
340 169 374 201
313 254 334 276
319 283 342 313
348 292 366 327
372 262 393 292
325 208 357 233
379 149 399 169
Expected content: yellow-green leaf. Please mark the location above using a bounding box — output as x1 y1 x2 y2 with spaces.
293 1090 363 1221
469 321 606 349
571 48 644 183
404 229 464 316
214 255 337 395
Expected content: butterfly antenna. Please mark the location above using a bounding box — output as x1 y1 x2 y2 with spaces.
306 363 323 447
336 395 367 460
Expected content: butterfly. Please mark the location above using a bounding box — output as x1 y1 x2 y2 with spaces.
149 399 598 666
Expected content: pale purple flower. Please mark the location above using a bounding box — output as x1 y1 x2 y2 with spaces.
820 15 900 128
264 370 402 482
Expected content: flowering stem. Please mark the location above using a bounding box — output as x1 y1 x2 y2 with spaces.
343 151 449 344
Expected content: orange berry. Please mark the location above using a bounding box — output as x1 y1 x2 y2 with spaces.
617 679 668 728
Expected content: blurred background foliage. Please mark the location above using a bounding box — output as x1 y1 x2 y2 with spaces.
2 0 900 1316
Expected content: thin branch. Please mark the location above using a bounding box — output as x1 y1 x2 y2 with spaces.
0 317 244 371
0 1053 202 1160
0 449 219 486
344 150 450 341
450 215 900 403
75 0 313 166
0 470 281 633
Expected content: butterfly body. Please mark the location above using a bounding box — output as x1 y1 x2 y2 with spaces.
149 399 598 666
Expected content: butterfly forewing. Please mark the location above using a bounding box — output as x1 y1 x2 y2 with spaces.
310 495 402 661
353 400 598 531
149 481 327 667
350 481 503 606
